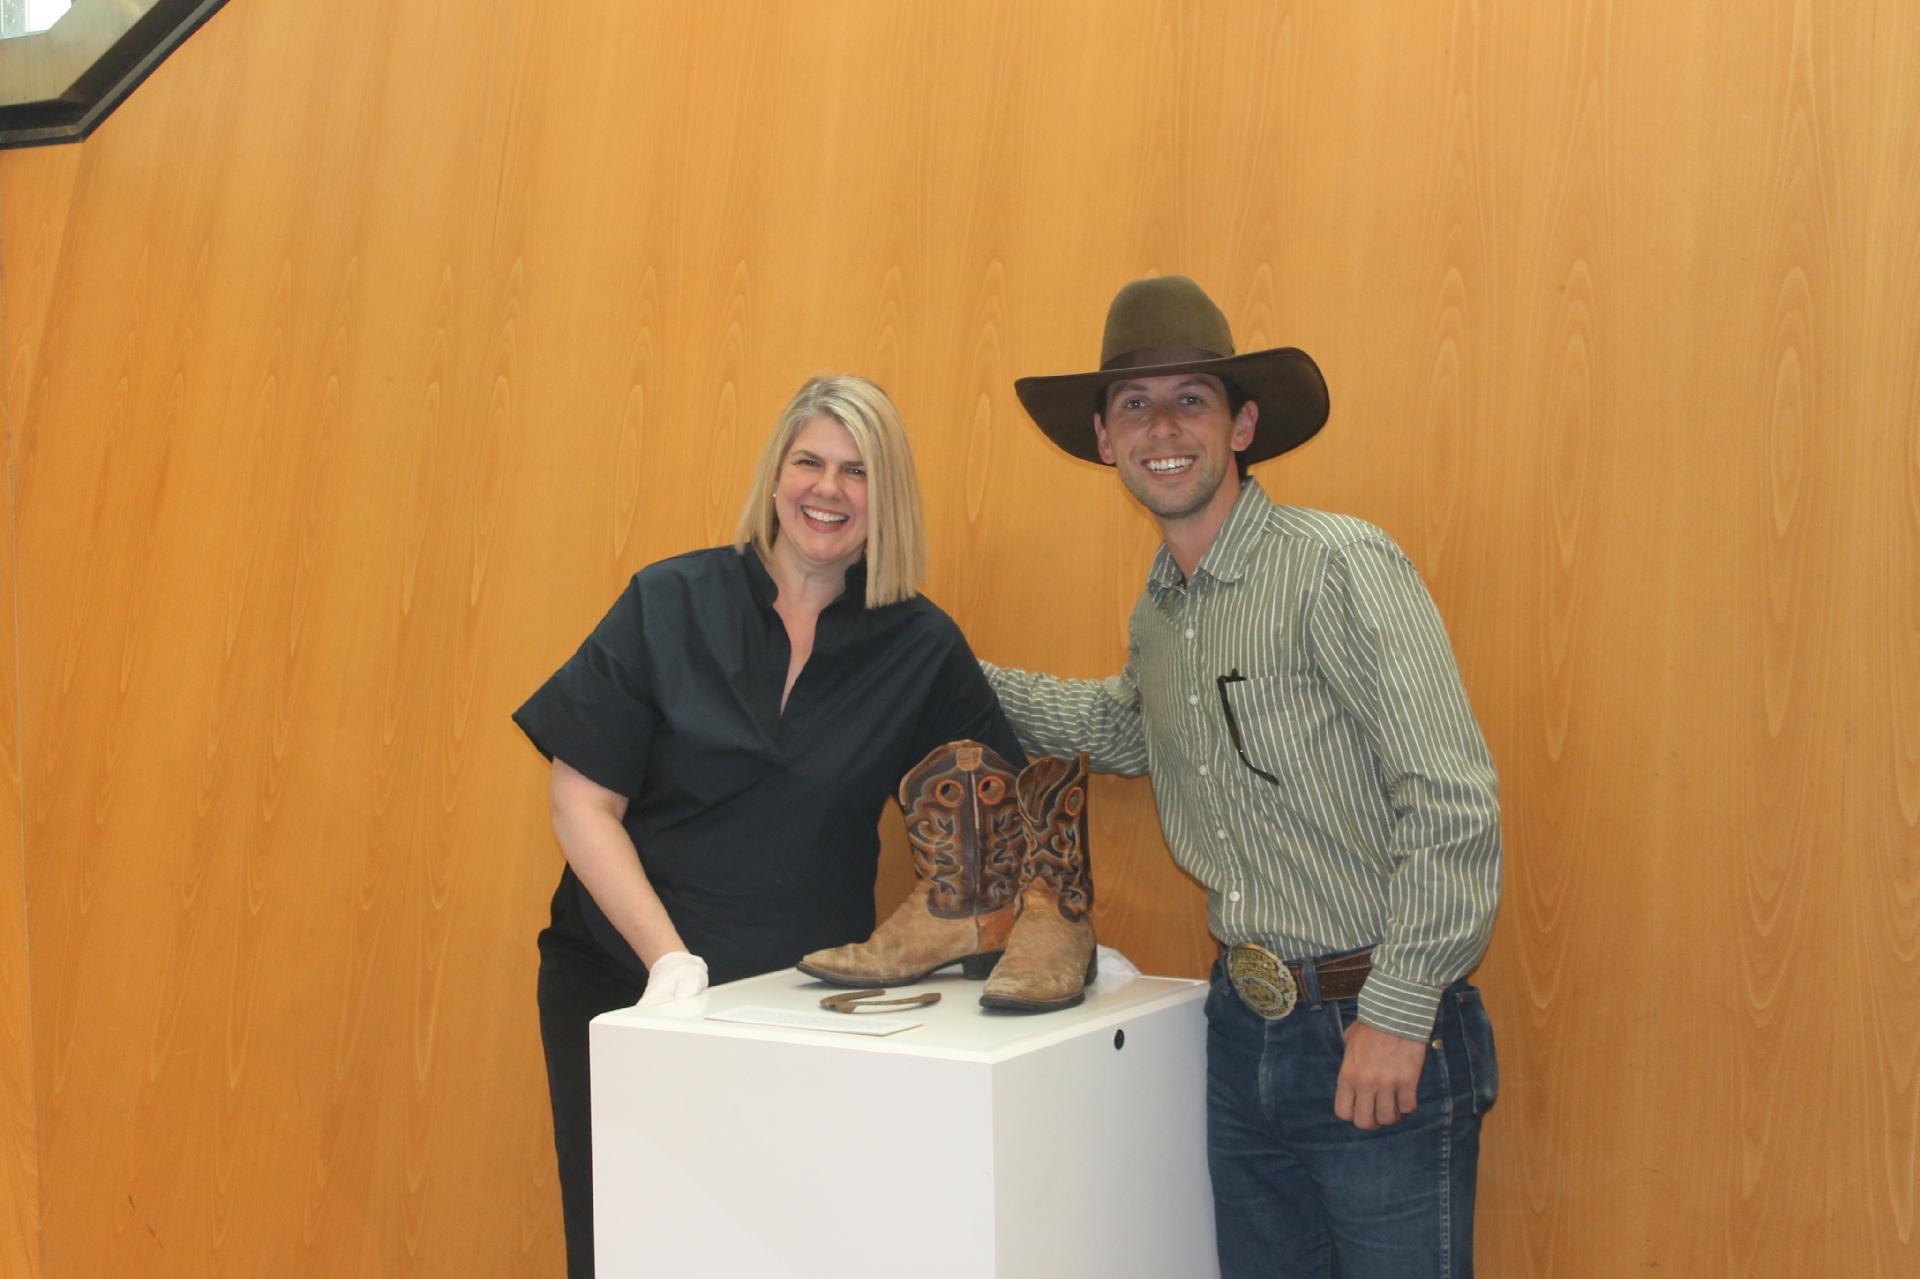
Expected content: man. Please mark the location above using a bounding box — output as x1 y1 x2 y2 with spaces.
984 275 1501 1278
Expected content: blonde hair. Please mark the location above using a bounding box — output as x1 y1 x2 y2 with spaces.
735 374 927 608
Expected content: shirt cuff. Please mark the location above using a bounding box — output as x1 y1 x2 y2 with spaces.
1356 970 1443 1042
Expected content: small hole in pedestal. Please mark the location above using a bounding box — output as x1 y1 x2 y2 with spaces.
1113 1029 1126 1050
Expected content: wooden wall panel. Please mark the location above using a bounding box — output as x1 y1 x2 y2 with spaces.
1857 4 1920 1268
0 370 40 1279
0 1 1914 1275
0 136 77 1279
0 476 36 1279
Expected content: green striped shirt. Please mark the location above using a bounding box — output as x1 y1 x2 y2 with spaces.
985 479 1501 1040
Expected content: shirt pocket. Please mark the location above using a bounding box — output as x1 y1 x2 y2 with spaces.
1216 670 1328 786
1216 671 1380 850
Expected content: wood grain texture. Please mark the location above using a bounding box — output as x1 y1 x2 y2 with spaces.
0 371 40 1279
0 482 37 1279
1859 2 1920 1268
0 0 1915 1274
0 135 75 1279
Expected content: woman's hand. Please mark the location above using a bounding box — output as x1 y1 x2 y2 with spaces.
635 951 709 1006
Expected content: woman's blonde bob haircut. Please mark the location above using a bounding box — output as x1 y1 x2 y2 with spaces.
735 374 927 608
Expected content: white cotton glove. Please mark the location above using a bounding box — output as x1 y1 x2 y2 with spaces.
636 951 709 1006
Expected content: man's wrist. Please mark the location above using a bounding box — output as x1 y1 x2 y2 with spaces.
1355 970 1443 1042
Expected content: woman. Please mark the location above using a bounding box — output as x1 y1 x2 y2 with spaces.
512 374 1022 1277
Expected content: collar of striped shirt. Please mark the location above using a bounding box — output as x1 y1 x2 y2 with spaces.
1147 477 1274 596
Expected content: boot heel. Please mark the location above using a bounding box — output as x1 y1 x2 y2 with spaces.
960 951 1004 980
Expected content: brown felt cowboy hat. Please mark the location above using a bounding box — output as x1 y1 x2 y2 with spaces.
1013 275 1329 466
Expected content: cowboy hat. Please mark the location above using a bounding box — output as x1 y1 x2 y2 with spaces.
1012 275 1329 466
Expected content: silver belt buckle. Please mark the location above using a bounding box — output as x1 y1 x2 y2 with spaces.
1226 943 1298 1020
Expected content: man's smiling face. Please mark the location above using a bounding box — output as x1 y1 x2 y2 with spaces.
1094 373 1258 527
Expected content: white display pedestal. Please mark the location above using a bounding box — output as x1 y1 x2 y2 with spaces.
590 966 1218 1278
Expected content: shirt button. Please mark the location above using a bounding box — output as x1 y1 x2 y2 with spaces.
1198 765 1210 777
1187 693 1199 705
1184 628 1195 639
1228 890 1242 902
1215 828 1227 840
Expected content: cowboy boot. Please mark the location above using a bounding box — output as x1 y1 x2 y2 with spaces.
797 741 1025 986
980 753 1097 1012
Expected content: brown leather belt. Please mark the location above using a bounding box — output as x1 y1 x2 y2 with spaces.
1225 944 1373 1020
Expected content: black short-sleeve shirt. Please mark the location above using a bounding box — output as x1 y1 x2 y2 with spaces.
513 546 1024 985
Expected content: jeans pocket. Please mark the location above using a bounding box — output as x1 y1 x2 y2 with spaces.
1326 996 1354 1049
1204 967 1237 1025
1454 987 1499 1115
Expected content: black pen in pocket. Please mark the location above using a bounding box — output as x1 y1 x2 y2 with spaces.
1214 668 1279 785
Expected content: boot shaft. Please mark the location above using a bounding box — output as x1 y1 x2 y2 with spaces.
1014 753 1093 923
899 741 1024 920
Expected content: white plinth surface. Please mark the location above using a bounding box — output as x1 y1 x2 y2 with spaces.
590 967 1218 1278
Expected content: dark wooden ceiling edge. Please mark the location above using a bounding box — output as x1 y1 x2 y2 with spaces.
0 0 232 151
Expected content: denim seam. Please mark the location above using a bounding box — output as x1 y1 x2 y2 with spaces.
1436 1034 1455 1278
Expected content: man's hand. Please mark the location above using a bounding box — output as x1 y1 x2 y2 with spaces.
1334 1021 1429 1130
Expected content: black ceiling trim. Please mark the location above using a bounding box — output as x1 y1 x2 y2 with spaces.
0 0 232 150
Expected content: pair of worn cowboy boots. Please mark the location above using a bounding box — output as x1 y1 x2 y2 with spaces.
798 741 1097 1011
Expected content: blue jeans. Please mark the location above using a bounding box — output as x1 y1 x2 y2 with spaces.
1205 956 1498 1278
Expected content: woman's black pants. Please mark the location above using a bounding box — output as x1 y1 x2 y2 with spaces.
536 898 644 1279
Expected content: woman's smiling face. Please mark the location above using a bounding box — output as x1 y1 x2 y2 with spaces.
769 415 870 578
